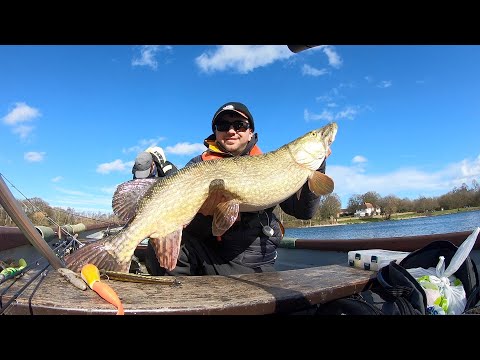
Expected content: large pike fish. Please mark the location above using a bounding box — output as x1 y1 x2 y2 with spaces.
65 122 338 273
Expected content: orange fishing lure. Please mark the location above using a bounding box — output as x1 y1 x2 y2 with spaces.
81 263 124 315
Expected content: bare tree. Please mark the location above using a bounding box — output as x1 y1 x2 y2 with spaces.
362 191 381 208
378 195 400 220
318 193 342 223
347 194 364 214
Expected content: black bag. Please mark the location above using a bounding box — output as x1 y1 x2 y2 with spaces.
316 240 480 315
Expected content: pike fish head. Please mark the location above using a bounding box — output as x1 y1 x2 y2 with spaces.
287 122 338 170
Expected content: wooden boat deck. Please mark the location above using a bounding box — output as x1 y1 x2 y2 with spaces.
1 261 373 315
3 225 478 315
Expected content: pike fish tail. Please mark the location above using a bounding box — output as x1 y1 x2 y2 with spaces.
65 230 134 273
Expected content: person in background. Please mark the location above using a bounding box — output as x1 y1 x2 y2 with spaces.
145 101 332 276
132 146 178 179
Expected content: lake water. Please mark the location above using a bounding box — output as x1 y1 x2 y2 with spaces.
285 210 480 240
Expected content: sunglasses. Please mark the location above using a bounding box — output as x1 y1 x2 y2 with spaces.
215 120 250 132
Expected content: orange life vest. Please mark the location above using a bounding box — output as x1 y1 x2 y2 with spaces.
201 144 262 161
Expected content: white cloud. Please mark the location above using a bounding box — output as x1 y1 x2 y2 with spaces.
352 155 367 164
305 106 359 122
24 151 45 162
335 107 358 120
3 102 40 125
166 142 205 155
316 83 353 104
377 80 392 88
304 109 334 122
51 176 63 183
460 156 480 176
132 45 160 69
53 186 90 197
194 45 341 75
316 95 334 103
195 45 293 74
96 159 133 174
122 137 166 154
302 64 328 77
329 154 480 207
48 193 113 214
323 46 342 68
132 45 172 70
48 185 120 214
3 102 40 140
12 125 35 139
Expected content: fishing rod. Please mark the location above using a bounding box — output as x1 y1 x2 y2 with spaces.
0 235 72 286
0 234 73 313
0 261 51 315
0 259 28 285
0 174 64 270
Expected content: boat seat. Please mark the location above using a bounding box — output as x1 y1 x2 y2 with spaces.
1 262 373 315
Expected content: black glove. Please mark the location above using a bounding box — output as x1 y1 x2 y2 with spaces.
157 161 178 177
318 158 326 174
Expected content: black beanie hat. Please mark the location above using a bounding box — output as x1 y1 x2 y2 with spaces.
211 102 254 132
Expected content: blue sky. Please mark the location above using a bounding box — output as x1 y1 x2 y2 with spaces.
1 45 479 214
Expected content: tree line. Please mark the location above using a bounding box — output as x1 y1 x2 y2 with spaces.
0 197 119 227
276 180 480 226
1 180 479 228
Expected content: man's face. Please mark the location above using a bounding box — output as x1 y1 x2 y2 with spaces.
214 112 253 156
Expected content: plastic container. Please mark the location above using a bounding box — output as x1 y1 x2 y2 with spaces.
348 249 410 271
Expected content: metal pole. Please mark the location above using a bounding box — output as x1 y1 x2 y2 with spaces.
0 175 64 269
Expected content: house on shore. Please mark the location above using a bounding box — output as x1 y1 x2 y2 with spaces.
354 202 381 217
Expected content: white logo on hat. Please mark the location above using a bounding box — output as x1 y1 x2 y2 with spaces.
223 105 235 110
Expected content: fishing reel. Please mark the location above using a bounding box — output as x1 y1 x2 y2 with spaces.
53 234 83 258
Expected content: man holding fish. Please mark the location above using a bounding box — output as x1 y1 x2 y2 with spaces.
66 101 336 276
144 101 333 276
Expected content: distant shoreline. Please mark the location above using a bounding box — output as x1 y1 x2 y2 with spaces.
286 208 480 229
307 223 346 228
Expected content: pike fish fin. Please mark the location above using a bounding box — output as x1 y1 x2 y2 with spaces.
307 172 334 196
65 239 129 273
198 188 227 216
112 178 157 222
150 229 182 271
212 199 240 236
198 178 234 217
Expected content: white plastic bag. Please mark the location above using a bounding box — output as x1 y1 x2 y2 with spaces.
407 227 480 315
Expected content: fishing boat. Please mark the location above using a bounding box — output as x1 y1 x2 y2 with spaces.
2 226 479 314
1 45 479 315
2 167 480 315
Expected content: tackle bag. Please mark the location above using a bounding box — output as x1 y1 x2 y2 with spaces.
316 230 480 315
